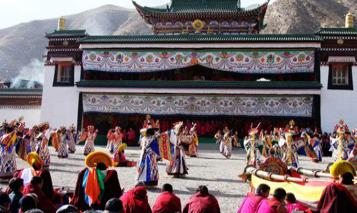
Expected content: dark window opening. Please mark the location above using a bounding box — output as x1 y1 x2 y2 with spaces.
53 63 74 86
328 63 353 90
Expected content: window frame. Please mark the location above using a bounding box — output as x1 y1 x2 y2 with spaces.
328 63 353 90
53 63 75 87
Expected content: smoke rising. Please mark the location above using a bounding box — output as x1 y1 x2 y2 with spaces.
10 59 44 89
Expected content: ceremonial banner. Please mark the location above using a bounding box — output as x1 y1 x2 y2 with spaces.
83 49 315 74
83 94 314 117
149 133 174 161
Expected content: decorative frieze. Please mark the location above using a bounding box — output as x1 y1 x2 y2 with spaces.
83 94 314 117
83 49 315 74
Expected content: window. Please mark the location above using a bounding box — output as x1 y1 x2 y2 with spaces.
331 64 348 85
328 63 353 90
53 64 74 86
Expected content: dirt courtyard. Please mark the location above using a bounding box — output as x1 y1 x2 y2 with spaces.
1 144 331 213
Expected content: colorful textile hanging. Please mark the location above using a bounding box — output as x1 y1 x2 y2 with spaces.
83 49 315 74
150 133 174 161
83 94 314 117
82 168 105 206
0 131 17 153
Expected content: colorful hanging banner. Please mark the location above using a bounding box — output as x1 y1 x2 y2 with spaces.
82 49 315 74
82 94 314 117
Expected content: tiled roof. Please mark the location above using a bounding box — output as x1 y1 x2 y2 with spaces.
0 89 42 96
316 28 357 36
77 80 322 89
133 0 267 15
46 30 87 38
170 0 241 12
80 34 320 43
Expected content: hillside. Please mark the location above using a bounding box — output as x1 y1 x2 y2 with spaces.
0 0 356 81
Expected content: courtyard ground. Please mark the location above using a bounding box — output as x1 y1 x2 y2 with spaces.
1 144 331 213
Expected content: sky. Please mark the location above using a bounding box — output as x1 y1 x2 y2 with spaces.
0 0 271 29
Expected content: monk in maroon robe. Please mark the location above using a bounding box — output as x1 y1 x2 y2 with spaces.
120 185 152 213
15 152 59 203
23 176 57 213
152 183 181 213
71 164 122 211
183 185 220 213
317 160 357 213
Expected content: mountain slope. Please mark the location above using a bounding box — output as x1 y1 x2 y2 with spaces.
262 0 357 33
0 5 136 80
0 0 356 81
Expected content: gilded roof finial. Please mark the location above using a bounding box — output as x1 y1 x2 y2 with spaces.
345 12 354 28
57 16 65 31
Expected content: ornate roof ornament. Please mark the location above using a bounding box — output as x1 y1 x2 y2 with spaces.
57 16 65 31
345 12 354 28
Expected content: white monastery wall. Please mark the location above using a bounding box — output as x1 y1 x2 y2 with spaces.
0 107 41 127
40 65 80 129
320 65 357 132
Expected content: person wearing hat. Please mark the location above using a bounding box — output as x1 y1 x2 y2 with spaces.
113 143 129 167
57 127 69 158
36 122 51 168
78 125 98 156
280 120 299 168
112 127 123 154
71 151 122 211
15 152 57 204
318 160 357 212
29 125 39 153
67 125 77 154
0 120 20 179
330 120 350 162
106 128 115 153
137 127 160 186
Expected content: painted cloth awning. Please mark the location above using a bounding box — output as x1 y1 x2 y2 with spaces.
82 49 315 74
328 56 356 63
83 94 314 117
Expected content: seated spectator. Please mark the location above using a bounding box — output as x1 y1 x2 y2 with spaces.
56 204 79 213
183 185 220 213
15 152 57 202
8 177 24 213
152 183 181 213
120 183 151 213
19 194 38 213
318 160 357 212
285 193 309 213
237 184 270 213
0 192 11 212
256 188 288 213
113 144 129 167
104 198 123 213
71 151 122 211
23 176 57 213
